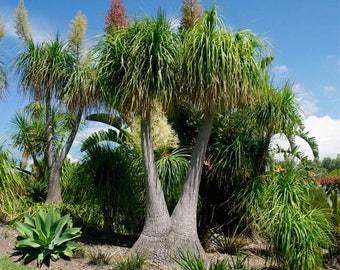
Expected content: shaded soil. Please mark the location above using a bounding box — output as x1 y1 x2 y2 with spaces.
0 225 339 269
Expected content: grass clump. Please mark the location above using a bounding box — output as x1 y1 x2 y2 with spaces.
0 256 36 270
175 250 206 270
207 226 247 255
175 250 250 270
113 253 145 270
87 249 113 266
243 161 334 270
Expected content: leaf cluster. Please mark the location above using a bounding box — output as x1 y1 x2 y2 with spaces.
15 208 82 267
243 162 334 270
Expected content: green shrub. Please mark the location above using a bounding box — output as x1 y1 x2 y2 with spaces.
175 250 206 270
0 148 26 221
87 249 113 266
244 162 334 270
15 208 82 267
175 250 249 270
207 227 247 255
113 254 145 270
225 254 249 270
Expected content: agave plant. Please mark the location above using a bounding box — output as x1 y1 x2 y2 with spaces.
15 208 82 267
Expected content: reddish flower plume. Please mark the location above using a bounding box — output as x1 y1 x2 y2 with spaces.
105 0 129 32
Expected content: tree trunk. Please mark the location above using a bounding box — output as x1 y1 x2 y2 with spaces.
46 162 63 203
133 110 214 265
45 101 84 204
132 107 172 263
171 111 214 257
45 90 63 203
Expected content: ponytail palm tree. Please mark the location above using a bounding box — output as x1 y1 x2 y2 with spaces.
11 101 78 186
97 7 269 264
243 80 318 175
97 11 179 262
15 38 73 203
170 7 269 254
15 36 96 203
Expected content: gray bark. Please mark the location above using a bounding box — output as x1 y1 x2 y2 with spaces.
133 109 214 266
132 107 172 263
171 111 214 257
45 90 62 203
46 162 63 203
45 90 84 203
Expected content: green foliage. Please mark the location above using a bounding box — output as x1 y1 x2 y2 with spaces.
243 162 334 270
113 254 145 270
225 254 249 270
97 9 179 115
207 227 246 255
175 250 249 270
321 154 340 173
180 7 269 114
0 256 36 270
15 208 81 267
175 250 206 270
0 147 26 220
156 147 189 211
87 249 113 266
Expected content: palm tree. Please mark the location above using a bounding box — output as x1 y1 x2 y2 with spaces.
11 101 76 192
242 80 318 175
97 10 179 262
170 7 269 254
13 9 97 203
14 38 96 203
197 80 319 232
97 6 268 263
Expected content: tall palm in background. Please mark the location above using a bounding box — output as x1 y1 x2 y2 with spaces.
15 38 73 203
243 79 318 174
14 10 97 203
11 101 77 200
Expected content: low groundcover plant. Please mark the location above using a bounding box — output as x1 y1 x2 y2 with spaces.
15 208 81 267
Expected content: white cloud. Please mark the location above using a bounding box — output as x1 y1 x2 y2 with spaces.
68 121 113 161
303 115 340 159
292 84 318 116
323 85 336 93
67 153 79 163
170 16 181 30
272 65 288 74
72 122 111 147
323 85 337 98
270 116 340 160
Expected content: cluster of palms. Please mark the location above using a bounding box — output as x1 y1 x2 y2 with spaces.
0 1 324 267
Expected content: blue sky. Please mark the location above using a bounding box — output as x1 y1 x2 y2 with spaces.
0 0 339 159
